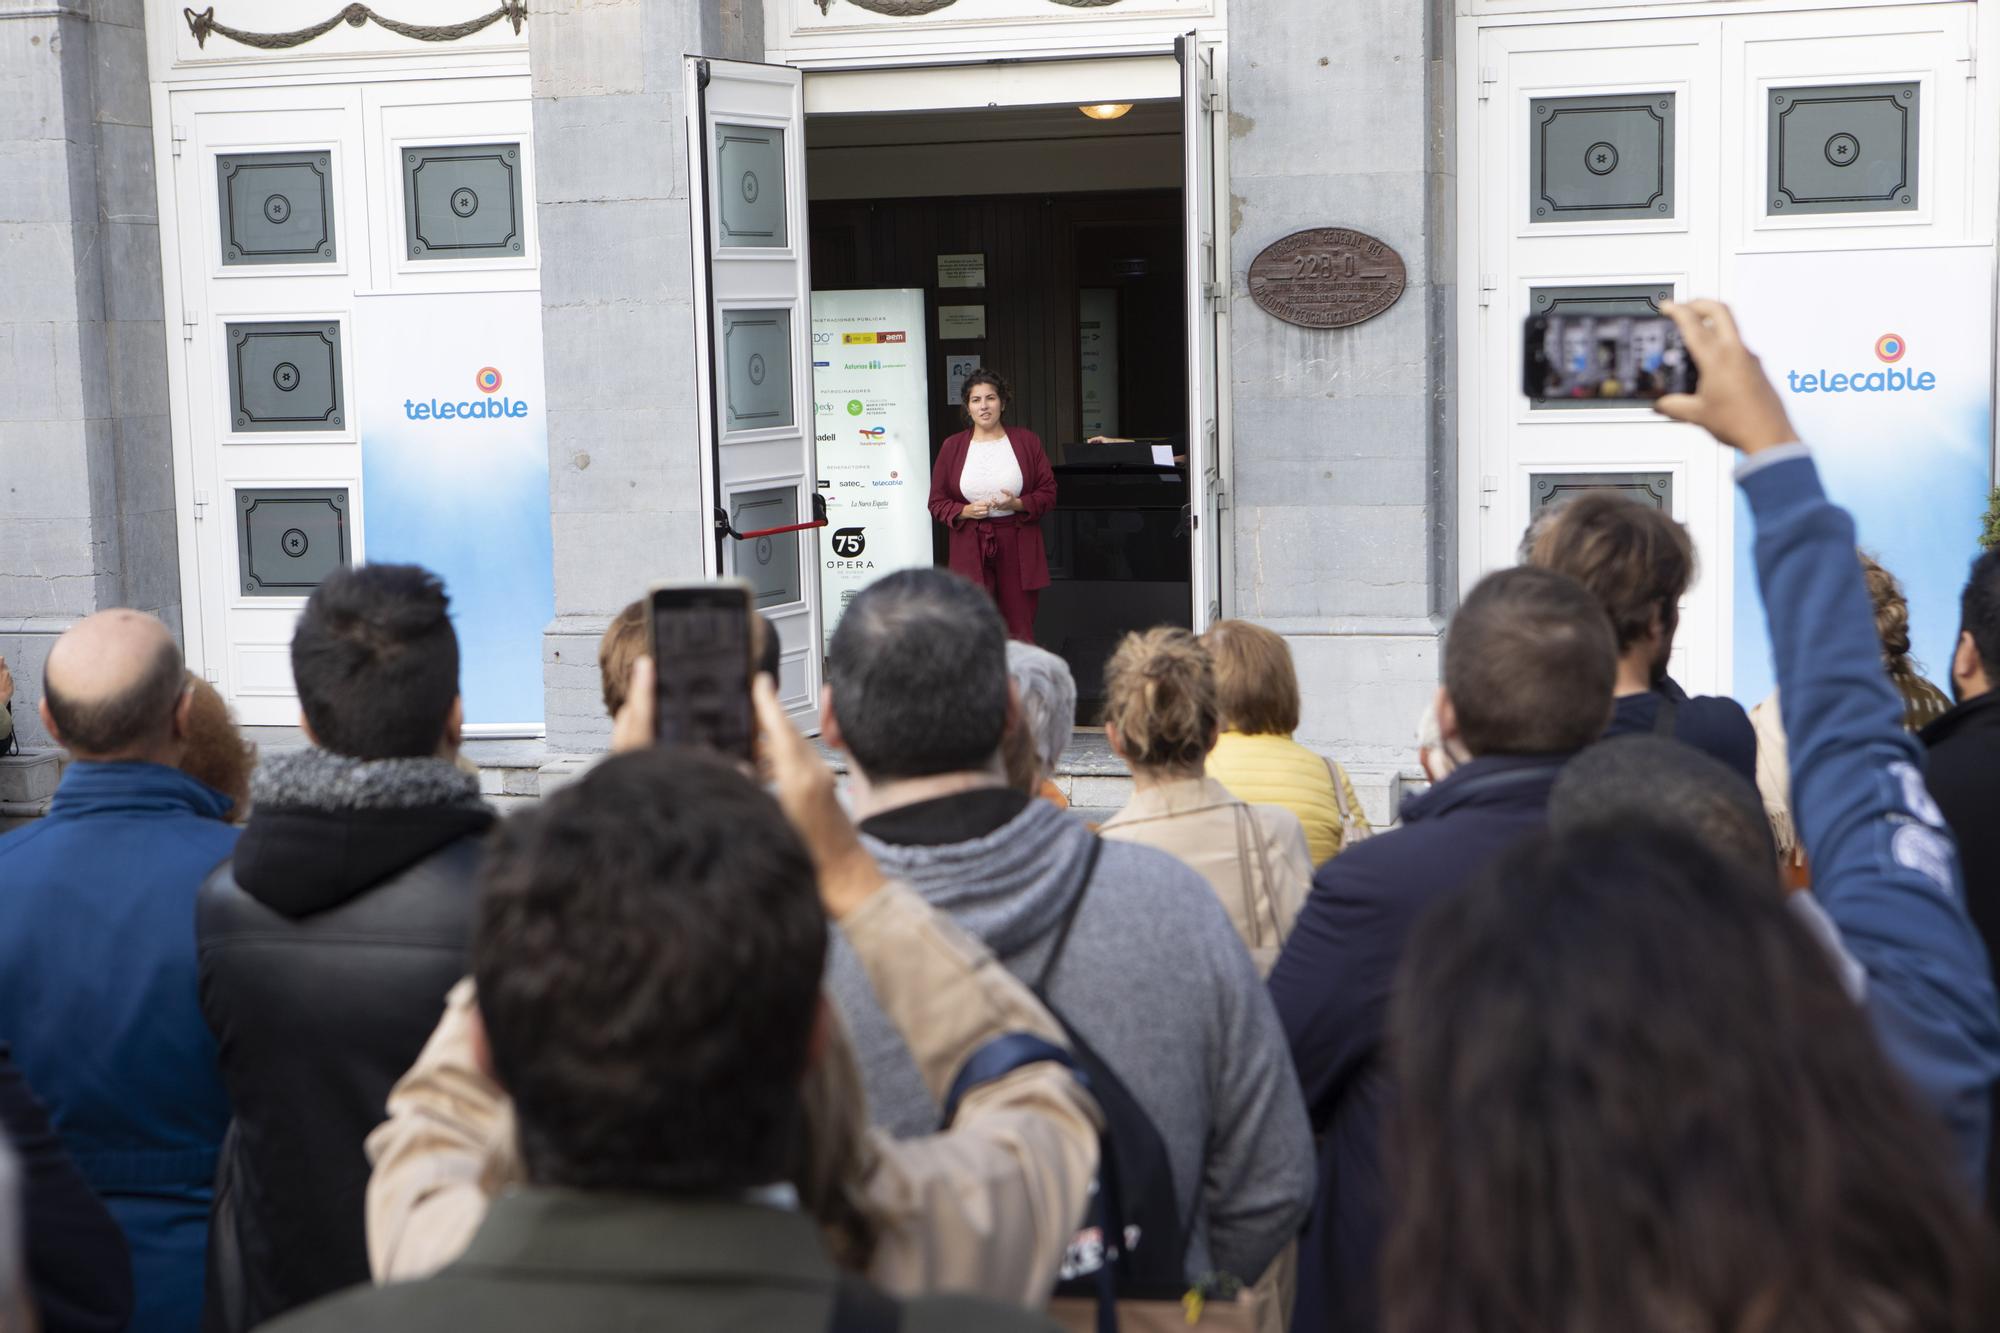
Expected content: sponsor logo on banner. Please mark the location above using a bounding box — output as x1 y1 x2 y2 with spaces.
1784 336 1936 395
842 332 908 344
404 366 530 420
846 400 865 416
858 426 887 443
831 527 867 558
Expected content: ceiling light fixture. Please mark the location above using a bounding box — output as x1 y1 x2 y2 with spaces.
1078 103 1133 121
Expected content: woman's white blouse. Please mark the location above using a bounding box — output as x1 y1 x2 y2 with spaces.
958 437 1024 516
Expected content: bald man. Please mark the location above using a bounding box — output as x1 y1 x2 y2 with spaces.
0 610 238 1333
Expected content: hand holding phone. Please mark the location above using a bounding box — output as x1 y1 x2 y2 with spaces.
643 581 755 762
1653 299 1800 457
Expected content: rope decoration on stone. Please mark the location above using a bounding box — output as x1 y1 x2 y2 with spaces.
183 2 527 50
815 0 1121 13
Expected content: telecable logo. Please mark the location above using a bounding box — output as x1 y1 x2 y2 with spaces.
404 367 529 421
1786 335 1935 396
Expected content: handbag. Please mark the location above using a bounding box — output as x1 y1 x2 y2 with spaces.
1325 757 1373 849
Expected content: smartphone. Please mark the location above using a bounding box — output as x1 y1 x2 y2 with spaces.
1523 311 1697 404
645 580 755 762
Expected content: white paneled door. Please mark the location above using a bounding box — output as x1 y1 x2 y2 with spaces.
687 57 824 720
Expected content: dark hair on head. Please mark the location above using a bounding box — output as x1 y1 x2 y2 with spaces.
1444 566 1616 756
1528 492 1695 654
1102 627 1217 773
960 369 1009 415
1384 823 1996 1333
474 746 826 1195
1200 619 1300 736
1958 548 2000 682
828 569 1009 780
1552 735 1776 878
292 564 459 759
43 625 185 757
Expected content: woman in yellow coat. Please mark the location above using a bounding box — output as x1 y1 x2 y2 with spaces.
1200 619 1370 867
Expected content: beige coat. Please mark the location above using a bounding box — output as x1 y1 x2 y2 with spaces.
1098 776 1313 977
364 881 1103 1307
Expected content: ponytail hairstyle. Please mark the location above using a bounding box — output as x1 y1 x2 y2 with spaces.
1859 550 1918 678
1102 627 1218 775
959 369 1010 426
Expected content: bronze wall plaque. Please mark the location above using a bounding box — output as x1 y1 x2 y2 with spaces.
1247 228 1407 330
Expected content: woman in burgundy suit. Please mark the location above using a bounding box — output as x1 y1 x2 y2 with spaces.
927 370 1058 643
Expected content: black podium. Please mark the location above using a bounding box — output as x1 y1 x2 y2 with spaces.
1036 441 1192 720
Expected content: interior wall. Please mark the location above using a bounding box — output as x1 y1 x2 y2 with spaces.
809 189 1186 563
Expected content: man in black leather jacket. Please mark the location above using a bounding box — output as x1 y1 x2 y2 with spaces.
196 565 495 1332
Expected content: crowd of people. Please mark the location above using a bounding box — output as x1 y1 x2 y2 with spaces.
0 298 1996 1333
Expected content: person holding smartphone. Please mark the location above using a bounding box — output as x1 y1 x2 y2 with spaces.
927 370 1057 644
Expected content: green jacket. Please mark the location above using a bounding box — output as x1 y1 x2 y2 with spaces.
261 1188 1059 1333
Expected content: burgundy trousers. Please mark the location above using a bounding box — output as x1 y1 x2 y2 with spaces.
973 520 1040 643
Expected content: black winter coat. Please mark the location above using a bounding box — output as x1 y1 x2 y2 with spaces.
1266 754 1568 1333
1921 688 2000 1211
195 753 494 1333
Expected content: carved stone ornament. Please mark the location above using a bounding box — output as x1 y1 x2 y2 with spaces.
184 3 525 50
1247 228 1407 330
815 0 1123 14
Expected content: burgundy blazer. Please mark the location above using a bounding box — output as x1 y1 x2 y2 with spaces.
927 426 1059 591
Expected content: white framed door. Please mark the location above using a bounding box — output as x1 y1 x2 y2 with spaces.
1462 4 1985 698
1181 32 1228 629
171 89 369 724
687 56 824 719
1467 18 1727 693
167 75 550 730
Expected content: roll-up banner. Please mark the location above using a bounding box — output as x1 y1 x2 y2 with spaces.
812 289 935 649
1731 247 1995 705
355 291 556 731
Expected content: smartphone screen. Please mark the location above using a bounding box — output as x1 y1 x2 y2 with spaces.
1523 312 1697 404
646 581 755 762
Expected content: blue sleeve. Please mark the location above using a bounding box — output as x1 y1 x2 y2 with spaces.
1740 450 2000 1186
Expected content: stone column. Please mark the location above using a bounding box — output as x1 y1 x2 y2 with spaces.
1226 0 1455 817
0 0 175 753
526 0 760 751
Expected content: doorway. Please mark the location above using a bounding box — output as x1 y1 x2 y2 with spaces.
685 43 1224 727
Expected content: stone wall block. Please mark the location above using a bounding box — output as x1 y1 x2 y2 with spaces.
103 319 167 420
0 419 92 517
92 122 156 224
529 0 645 100
551 507 706 617
0 140 76 224
88 18 148 128
549 405 701 513
100 221 162 321
531 93 678 205
537 197 685 308
539 299 697 414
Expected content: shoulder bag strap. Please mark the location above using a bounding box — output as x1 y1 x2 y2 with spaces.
1033 835 1105 996
1228 802 1263 950
1326 755 1351 822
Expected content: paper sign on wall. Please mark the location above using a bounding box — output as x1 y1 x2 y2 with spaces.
813 289 935 649
945 353 979 404
937 253 986 289
938 304 987 340
1730 247 1994 706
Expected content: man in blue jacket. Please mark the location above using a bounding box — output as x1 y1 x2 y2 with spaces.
1651 298 2000 1187
1267 565 1619 1333
0 611 238 1333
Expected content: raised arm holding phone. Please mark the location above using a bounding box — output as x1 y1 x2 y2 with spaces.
1655 300 2000 1185
367 650 1102 1311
